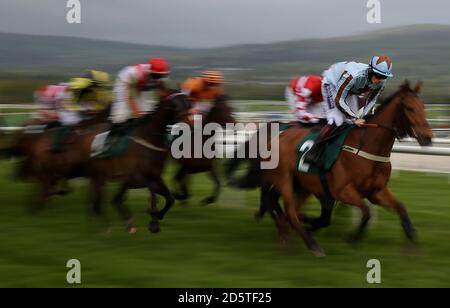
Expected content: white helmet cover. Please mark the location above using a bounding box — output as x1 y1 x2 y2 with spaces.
370 55 394 78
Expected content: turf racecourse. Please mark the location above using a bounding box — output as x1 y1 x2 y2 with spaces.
0 160 449 288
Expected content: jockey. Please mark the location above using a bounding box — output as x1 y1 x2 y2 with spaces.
66 70 112 116
110 58 170 125
305 55 394 165
181 70 224 114
34 84 68 125
59 70 112 126
286 75 326 124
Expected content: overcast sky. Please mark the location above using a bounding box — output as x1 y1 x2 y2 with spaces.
0 0 449 48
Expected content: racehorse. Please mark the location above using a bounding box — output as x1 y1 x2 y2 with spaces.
230 81 433 256
172 94 236 205
23 92 191 234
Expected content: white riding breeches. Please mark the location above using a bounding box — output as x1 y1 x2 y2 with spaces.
60 110 81 126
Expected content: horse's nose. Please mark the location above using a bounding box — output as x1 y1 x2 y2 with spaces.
418 134 432 146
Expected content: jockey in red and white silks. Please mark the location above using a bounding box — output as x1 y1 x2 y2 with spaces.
321 55 394 127
110 58 170 124
286 75 326 124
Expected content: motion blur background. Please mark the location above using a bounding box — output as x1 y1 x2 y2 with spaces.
0 0 449 287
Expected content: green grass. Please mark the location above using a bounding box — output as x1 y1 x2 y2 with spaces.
0 160 449 287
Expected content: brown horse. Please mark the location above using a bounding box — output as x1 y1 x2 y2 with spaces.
25 92 191 233
172 95 236 205
7 81 170 197
234 81 433 256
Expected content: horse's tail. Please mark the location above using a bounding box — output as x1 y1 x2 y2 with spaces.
0 147 13 158
225 137 262 189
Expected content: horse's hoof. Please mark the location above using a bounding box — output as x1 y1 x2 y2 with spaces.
254 211 263 222
278 232 289 245
179 200 189 208
57 188 73 196
148 221 161 234
201 196 216 206
348 232 365 243
311 249 326 258
101 227 113 237
173 193 188 201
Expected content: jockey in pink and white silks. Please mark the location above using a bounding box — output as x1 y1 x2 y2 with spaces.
34 84 81 126
305 55 394 165
286 75 326 124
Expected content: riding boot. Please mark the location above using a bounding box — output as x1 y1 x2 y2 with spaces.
304 125 335 166
104 122 126 151
52 125 69 153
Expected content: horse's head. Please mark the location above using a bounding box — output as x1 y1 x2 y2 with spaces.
160 91 192 125
381 81 433 146
396 81 433 145
205 94 236 126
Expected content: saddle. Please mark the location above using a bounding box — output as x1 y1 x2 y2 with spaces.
51 125 74 153
90 117 148 159
297 124 352 174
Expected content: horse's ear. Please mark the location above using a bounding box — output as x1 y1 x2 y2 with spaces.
401 79 411 91
413 81 423 94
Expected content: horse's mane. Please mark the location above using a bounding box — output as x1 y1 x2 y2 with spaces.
373 80 421 138
206 94 235 124
374 80 416 116
144 88 184 119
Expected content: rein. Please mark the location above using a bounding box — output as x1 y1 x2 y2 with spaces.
341 104 402 163
130 136 167 152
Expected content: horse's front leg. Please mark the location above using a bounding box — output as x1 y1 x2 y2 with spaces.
370 188 417 243
335 184 371 242
112 184 136 234
302 196 334 232
147 183 161 234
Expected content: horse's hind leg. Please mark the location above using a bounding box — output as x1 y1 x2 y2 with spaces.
370 188 417 242
277 173 324 257
255 183 271 221
91 178 105 217
55 179 73 196
173 167 189 201
260 185 290 242
202 165 221 205
90 178 111 232
147 186 161 234
149 178 175 221
112 184 136 234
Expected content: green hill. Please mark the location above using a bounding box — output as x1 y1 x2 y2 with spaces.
1 24 450 102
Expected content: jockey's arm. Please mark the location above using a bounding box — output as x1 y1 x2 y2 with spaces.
125 77 145 117
127 93 142 117
335 73 358 119
295 95 319 123
363 85 385 116
62 91 80 112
